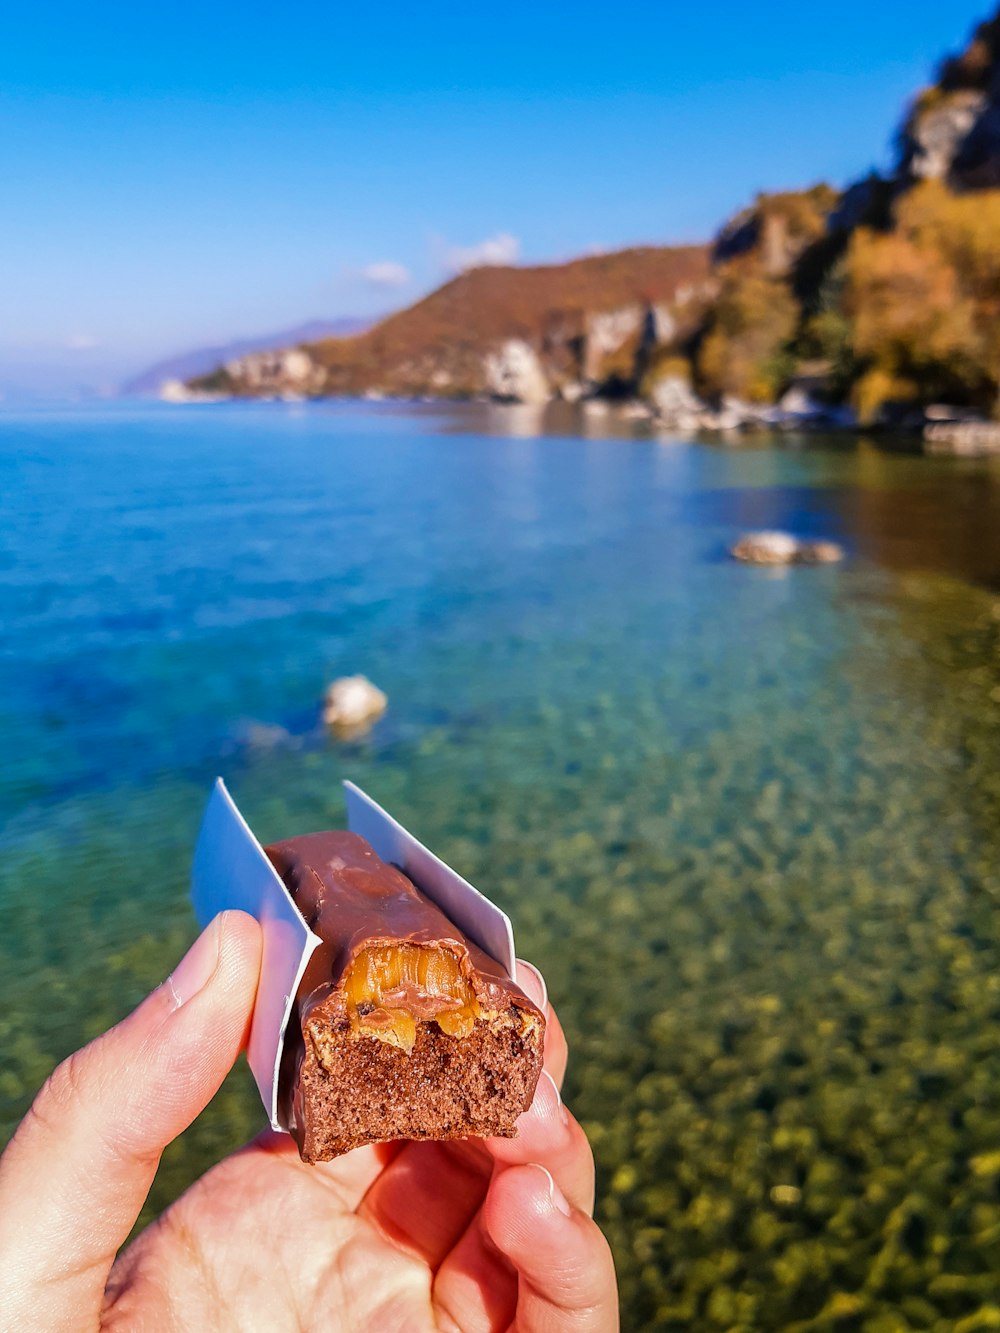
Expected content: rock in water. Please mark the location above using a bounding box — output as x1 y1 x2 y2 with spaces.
323 676 388 735
730 531 845 565
731 531 800 564
798 539 845 564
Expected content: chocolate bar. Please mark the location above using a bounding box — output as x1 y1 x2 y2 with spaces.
265 830 546 1162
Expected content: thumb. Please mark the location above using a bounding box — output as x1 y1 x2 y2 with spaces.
483 1164 619 1332
0 910 262 1329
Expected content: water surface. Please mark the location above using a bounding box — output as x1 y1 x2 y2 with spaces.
3 402 1000 1329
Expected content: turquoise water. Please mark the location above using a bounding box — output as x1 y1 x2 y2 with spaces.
4 402 1000 1329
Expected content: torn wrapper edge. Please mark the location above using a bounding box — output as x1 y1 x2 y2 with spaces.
190 777 517 1132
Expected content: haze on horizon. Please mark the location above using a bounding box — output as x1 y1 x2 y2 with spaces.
0 0 990 398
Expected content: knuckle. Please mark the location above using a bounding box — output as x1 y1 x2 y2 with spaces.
26 1039 113 1142
44 1046 94 1113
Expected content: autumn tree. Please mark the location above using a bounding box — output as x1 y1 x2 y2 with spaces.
842 216 983 422
696 266 798 403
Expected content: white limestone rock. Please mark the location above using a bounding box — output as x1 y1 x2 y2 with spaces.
484 340 550 404
649 375 708 430
906 91 987 181
620 400 653 421
323 675 388 734
160 378 224 403
280 349 314 384
778 386 824 420
224 347 319 394
650 305 676 344
583 306 643 380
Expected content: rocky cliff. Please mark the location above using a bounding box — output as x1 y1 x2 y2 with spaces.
900 10 1000 189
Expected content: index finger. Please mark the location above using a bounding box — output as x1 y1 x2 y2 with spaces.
515 959 568 1088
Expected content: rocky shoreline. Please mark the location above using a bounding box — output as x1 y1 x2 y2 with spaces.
648 379 1000 453
162 369 1000 456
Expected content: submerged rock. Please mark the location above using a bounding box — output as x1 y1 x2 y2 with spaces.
323 675 388 735
731 531 845 565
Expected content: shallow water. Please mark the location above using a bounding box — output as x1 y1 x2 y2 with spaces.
3 402 1000 1329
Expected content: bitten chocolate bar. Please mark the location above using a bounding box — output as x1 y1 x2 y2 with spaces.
265 829 545 1163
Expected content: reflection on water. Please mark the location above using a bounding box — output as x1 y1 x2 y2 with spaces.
2 402 1000 1328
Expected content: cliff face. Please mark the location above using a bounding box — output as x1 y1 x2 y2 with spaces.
900 11 1000 189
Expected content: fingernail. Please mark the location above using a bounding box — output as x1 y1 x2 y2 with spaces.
516 959 548 1011
167 916 224 1009
540 1069 570 1127
531 1164 573 1218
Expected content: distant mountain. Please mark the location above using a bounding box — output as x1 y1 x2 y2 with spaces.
122 318 371 396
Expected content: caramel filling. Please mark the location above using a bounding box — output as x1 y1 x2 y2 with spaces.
343 944 482 1052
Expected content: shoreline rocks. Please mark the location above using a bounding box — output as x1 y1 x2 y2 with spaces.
924 420 1000 456
159 373 1000 460
649 375 857 435
731 531 845 566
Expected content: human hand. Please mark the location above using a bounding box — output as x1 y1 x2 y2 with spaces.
0 911 618 1331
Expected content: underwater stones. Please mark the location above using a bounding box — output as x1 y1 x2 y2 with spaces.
730 531 845 566
234 720 296 751
322 675 388 737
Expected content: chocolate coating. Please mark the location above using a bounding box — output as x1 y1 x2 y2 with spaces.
266 830 517 1020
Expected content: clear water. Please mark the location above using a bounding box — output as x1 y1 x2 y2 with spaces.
3 401 1000 1329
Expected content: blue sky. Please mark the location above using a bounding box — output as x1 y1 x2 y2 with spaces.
0 0 990 394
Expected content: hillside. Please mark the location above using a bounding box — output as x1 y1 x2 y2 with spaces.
192 6 1000 428
193 245 712 402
